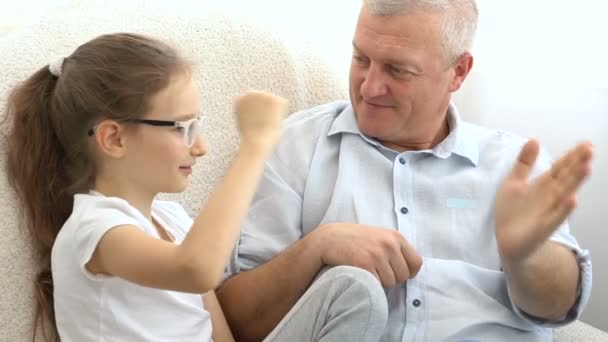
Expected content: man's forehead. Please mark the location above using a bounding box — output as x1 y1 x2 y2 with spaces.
352 35 428 69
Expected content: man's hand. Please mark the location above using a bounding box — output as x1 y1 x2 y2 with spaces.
312 223 423 288
495 139 593 263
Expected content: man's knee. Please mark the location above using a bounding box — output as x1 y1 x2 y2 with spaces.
318 266 387 305
321 265 379 286
316 266 388 329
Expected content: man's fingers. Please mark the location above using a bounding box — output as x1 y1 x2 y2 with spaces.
509 139 540 181
549 142 580 179
557 162 591 201
543 142 593 204
553 142 593 178
544 196 578 233
389 254 411 284
400 241 423 278
375 261 397 288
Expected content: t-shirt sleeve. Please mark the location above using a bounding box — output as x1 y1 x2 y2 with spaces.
226 155 304 277
72 197 141 279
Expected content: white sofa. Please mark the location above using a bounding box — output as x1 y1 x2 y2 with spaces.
0 1 606 340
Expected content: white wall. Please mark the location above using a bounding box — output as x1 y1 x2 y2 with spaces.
1 0 606 331
466 0 608 330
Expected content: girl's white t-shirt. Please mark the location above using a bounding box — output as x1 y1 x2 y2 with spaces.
51 191 212 341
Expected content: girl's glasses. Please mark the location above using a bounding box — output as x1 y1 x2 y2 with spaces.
88 116 205 147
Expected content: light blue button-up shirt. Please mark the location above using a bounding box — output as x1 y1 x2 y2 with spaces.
228 101 592 341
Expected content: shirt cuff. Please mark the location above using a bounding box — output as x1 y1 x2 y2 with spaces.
509 246 592 328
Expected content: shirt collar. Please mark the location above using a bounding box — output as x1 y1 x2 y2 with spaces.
328 103 479 166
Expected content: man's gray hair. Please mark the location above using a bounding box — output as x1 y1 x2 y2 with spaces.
363 0 478 64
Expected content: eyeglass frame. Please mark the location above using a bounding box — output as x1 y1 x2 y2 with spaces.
87 115 205 147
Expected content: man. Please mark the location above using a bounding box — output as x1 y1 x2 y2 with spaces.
217 0 593 341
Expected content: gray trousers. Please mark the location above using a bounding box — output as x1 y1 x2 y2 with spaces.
264 266 388 342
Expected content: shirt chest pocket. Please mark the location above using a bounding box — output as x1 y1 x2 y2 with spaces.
445 196 500 269
414 175 502 270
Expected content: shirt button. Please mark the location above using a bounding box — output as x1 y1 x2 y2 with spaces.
399 158 406 165
413 299 421 307
400 207 409 214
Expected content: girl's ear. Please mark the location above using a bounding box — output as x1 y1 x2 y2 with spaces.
93 120 129 159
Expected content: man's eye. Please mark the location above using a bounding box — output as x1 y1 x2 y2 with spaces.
389 67 414 77
390 67 409 75
353 55 368 64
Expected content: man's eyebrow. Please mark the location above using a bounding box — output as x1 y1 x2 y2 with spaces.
353 41 421 72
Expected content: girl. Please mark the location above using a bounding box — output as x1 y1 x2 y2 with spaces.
5 32 287 341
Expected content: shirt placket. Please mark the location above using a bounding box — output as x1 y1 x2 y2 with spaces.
393 153 427 342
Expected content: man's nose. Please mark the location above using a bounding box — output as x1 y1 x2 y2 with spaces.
360 62 388 99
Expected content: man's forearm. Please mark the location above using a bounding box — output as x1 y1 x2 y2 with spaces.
216 234 324 342
503 241 580 320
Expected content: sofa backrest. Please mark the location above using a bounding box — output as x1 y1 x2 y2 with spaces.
0 2 346 340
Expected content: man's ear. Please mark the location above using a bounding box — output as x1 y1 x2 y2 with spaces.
448 52 474 92
93 120 128 159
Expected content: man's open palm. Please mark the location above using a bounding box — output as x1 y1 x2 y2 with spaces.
495 140 593 262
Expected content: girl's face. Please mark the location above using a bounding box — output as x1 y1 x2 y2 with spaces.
124 73 208 194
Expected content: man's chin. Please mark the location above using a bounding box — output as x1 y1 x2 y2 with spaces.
357 121 388 139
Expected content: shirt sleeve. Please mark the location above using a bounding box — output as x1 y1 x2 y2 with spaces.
226 155 305 276
507 145 592 327
152 200 194 242
221 103 344 280
72 197 141 280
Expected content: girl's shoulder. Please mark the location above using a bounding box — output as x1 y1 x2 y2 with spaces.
71 192 143 227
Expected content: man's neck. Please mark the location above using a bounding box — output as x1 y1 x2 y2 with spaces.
380 118 450 153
